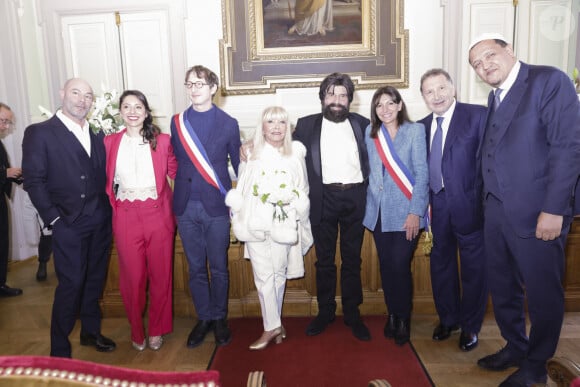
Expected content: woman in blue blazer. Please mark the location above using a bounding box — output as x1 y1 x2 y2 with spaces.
363 86 428 345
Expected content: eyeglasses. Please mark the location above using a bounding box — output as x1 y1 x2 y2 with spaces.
184 81 209 89
0 118 13 126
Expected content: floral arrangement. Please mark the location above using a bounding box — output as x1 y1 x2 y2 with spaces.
38 87 123 135
252 169 300 222
88 89 123 135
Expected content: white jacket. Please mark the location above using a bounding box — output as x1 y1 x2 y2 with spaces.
225 141 313 279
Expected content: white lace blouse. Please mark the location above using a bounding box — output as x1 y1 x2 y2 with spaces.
114 134 158 201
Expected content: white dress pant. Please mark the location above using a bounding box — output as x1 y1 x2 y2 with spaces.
246 237 291 331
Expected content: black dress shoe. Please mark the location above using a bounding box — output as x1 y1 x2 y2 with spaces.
477 347 524 371
384 314 397 339
394 318 410 346
459 331 478 351
213 318 231 346
432 323 460 341
187 320 214 348
0 284 23 297
346 319 371 341
305 314 335 336
79 332 116 352
498 368 547 387
36 262 47 281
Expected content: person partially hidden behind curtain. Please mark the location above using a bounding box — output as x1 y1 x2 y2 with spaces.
0 102 23 297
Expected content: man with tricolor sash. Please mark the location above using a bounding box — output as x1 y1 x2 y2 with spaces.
170 65 241 349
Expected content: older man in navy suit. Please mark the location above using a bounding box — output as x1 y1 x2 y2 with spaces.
418 69 488 353
469 33 580 386
22 78 114 358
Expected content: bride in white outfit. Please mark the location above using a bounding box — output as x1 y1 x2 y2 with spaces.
226 106 313 350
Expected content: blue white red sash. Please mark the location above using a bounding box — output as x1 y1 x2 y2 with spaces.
173 110 227 196
373 124 414 200
374 124 432 245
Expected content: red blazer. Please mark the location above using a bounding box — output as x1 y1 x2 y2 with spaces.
104 130 177 225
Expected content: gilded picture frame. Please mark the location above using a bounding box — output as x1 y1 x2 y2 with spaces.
219 0 408 95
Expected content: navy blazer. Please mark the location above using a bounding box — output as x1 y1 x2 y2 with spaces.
419 102 487 234
170 105 241 217
22 115 109 225
293 112 370 226
480 62 580 236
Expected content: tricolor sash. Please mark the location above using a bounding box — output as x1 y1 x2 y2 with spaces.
373 124 414 199
173 110 227 196
373 124 432 253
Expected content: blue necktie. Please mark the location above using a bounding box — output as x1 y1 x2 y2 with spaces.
429 116 444 193
494 88 503 111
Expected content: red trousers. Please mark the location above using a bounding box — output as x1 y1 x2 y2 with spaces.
113 198 175 343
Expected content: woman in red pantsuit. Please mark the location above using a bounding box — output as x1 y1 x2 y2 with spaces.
104 90 177 351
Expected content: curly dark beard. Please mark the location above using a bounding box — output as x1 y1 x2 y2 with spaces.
322 103 349 123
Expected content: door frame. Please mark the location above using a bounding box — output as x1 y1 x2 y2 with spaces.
36 0 188 113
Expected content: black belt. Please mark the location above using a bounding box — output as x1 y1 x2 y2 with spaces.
323 182 364 191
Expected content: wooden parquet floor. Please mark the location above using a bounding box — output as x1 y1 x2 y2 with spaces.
1 258 579 386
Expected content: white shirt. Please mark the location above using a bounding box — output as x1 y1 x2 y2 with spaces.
114 134 157 201
56 110 91 156
495 60 521 103
320 118 363 184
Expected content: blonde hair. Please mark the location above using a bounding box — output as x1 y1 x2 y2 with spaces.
250 106 293 160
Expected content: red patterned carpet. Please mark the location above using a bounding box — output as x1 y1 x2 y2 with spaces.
210 316 433 387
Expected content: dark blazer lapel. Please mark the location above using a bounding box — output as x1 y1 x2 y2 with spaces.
50 116 91 169
89 131 105 167
492 63 529 143
444 105 464 156
311 115 323 179
423 113 434 157
348 115 369 178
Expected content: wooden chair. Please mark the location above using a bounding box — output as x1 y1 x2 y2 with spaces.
547 357 580 387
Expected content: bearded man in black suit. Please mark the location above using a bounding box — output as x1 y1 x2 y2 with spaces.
293 72 371 341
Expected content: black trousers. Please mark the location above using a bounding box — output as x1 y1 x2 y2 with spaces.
0 196 8 285
372 224 418 320
311 184 366 324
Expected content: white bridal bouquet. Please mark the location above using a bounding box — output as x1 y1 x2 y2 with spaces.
252 169 300 222
87 89 123 134
226 167 309 246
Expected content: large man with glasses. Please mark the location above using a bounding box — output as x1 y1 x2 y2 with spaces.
22 78 115 358
0 102 23 297
295 72 371 341
171 65 240 348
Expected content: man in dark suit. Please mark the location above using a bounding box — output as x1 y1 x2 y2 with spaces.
417 69 488 352
22 78 115 358
469 33 580 386
0 102 23 297
171 65 240 349
294 72 371 341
